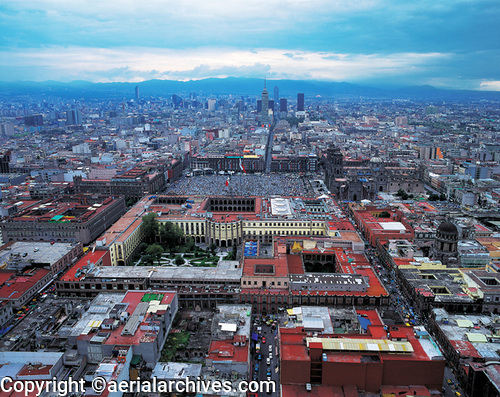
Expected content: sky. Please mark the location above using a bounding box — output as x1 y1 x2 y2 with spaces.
1 0 500 90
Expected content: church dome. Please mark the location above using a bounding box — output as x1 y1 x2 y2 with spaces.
437 221 458 235
370 157 383 163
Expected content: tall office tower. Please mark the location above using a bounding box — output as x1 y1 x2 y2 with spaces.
268 100 274 111
257 100 262 113
297 93 305 111
274 86 279 112
207 98 217 112
261 81 269 125
280 98 287 113
0 123 14 137
66 109 82 126
24 115 44 126
135 85 140 101
0 151 11 173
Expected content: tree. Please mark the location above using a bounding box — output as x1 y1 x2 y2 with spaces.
396 189 409 200
439 193 447 201
142 213 159 244
161 222 185 250
209 243 217 256
379 211 391 218
145 244 164 266
428 193 440 201
174 256 185 266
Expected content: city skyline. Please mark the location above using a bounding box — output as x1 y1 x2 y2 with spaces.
1 0 500 91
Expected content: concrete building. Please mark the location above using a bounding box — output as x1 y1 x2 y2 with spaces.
69 291 177 366
280 309 444 394
0 195 126 245
0 241 83 276
429 308 500 386
74 166 165 200
0 268 52 309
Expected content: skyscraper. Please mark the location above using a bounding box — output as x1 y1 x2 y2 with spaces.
261 81 269 125
135 85 140 101
66 109 82 126
297 93 305 111
273 86 279 112
279 98 287 113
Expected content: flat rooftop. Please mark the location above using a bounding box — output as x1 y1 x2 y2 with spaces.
0 241 80 267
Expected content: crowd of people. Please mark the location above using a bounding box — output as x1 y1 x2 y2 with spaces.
165 173 311 197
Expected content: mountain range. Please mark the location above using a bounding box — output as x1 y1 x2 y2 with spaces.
1 78 499 101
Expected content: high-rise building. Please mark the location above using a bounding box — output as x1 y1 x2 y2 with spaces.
0 151 11 174
297 93 304 111
279 98 287 113
66 110 82 126
24 115 44 127
207 98 217 112
135 85 140 101
0 123 14 137
261 81 269 125
273 86 279 112
172 94 183 108
256 100 262 113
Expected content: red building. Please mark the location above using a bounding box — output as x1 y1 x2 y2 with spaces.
351 205 414 247
280 310 445 394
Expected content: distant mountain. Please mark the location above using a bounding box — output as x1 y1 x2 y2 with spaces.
1 77 499 100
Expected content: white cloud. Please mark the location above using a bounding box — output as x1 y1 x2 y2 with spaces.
480 81 500 91
0 47 450 83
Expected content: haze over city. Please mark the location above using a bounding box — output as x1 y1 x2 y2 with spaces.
1 0 500 90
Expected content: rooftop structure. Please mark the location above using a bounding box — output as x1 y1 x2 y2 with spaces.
280 309 444 393
0 195 126 245
68 290 177 365
0 241 82 276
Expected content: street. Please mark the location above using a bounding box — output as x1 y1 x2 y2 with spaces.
251 318 280 396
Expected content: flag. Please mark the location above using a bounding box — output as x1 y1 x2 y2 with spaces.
225 177 229 187
239 158 246 173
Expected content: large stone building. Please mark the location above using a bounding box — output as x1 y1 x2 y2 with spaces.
74 166 165 200
324 145 424 201
0 195 126 245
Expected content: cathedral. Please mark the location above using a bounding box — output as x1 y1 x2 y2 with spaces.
324 145 424 202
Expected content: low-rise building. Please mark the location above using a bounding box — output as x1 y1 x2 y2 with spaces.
0 195 126 245
68 291 177 365
0 241 83 276
280 309 444 394
0 268 52 309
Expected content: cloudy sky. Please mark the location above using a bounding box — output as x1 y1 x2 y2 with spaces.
1 0 499 90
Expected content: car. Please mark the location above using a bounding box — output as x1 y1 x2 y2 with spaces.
267 357 271 365
446 379 453 385
262 337 266 344
269 345 273 352
266 370 272 377
269 352 273 360
257 354 262 361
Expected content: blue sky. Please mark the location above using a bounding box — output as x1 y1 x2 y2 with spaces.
1 0 499 90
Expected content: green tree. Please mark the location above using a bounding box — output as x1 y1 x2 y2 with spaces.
141 213 159 244
161 222 185 250
428 193 440 201
145 244 164 266
379 211 391 218
209 243 217 256
439 193 447 201
396 189 409 200
138 242 148 253
174 256 185 266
